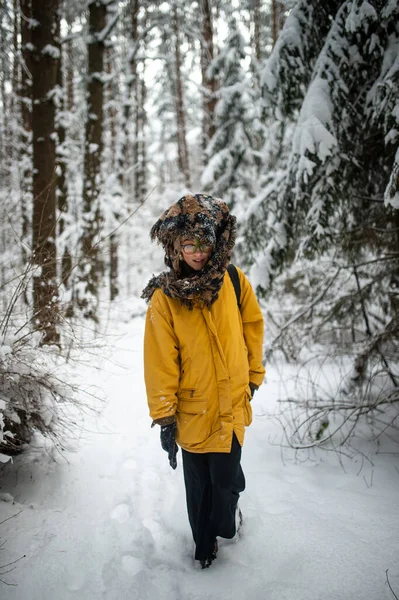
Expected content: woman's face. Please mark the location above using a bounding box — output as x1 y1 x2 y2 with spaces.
181 238 212 271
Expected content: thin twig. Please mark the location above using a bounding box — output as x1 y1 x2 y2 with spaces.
0 511 22 527
386 570 399 600
0 555 26 570
0 577 17 586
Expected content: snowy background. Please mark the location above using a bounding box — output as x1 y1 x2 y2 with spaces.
1 1 398 598
1 296 398 600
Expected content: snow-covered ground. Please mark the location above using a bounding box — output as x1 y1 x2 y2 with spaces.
1 299 399 600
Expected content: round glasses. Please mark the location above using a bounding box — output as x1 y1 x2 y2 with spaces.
181 242 212 254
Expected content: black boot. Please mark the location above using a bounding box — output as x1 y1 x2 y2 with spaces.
199 540 218 569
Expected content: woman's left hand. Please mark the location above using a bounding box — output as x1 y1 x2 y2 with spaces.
160 422 179 469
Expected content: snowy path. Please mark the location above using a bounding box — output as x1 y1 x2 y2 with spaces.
1 306 399 600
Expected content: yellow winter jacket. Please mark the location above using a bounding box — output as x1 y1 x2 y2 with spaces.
143 267 265 453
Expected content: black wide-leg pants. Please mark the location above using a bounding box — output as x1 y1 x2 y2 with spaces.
182 434 245 561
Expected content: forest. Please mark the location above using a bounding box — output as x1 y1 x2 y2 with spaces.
0 0 398 460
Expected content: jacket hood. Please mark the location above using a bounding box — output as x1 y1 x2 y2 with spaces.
142 193 237 308
150 193 236 271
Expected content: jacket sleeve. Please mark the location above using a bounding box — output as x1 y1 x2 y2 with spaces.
237 267 266 388
143 290 180 425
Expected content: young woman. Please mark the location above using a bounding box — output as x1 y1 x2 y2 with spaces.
142 193 265 569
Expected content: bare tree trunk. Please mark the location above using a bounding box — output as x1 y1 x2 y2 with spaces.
272 0 285 46
61 15 75 294
138 67 147 201
56 24 72 289
105 46 119 302
65 22 74 112
253 0 261 61
117 0 139 194
31 0 60 345
117 0 147 205
131 2 147 204
0 8 11 187
200 0 216 151
12 0 19 136
134 66 147 204
19 0 33 292
136 8 147 204
20 0 32 134
172 4 191 188
77 0 107 321
133 64 140 199
109 234 118 301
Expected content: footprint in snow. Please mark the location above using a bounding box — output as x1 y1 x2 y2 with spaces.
121 457 136 471
110 503 130 523
121 554 145 576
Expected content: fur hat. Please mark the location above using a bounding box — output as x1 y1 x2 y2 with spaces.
150 193 236 271
142 193 237 308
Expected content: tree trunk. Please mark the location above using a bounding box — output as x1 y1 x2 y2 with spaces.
20 0 33 135
56 28 72 289
138 68 147 202
105 45 120 301
134 66 147 204
136 8 147 204
253 0 261 61
77 0 107 321
117 0 139 195
12 0 19 139
200 0 216 151
172 4 191 188
31 0 60 345
19 0 33 302
271 0 285 46
65 22 75 112
109 234 118 301
133 51 140 200
0 9 11 187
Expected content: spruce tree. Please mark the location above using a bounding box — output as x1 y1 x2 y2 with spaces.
243 0 399 445
201 19 261 215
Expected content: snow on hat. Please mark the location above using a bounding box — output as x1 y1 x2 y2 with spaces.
142 194 237 307
150 193 236 270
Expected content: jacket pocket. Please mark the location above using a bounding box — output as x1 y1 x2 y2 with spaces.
176 396 208 445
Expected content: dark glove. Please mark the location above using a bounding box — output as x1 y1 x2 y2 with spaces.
160 422 178 469
249 383 258 400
